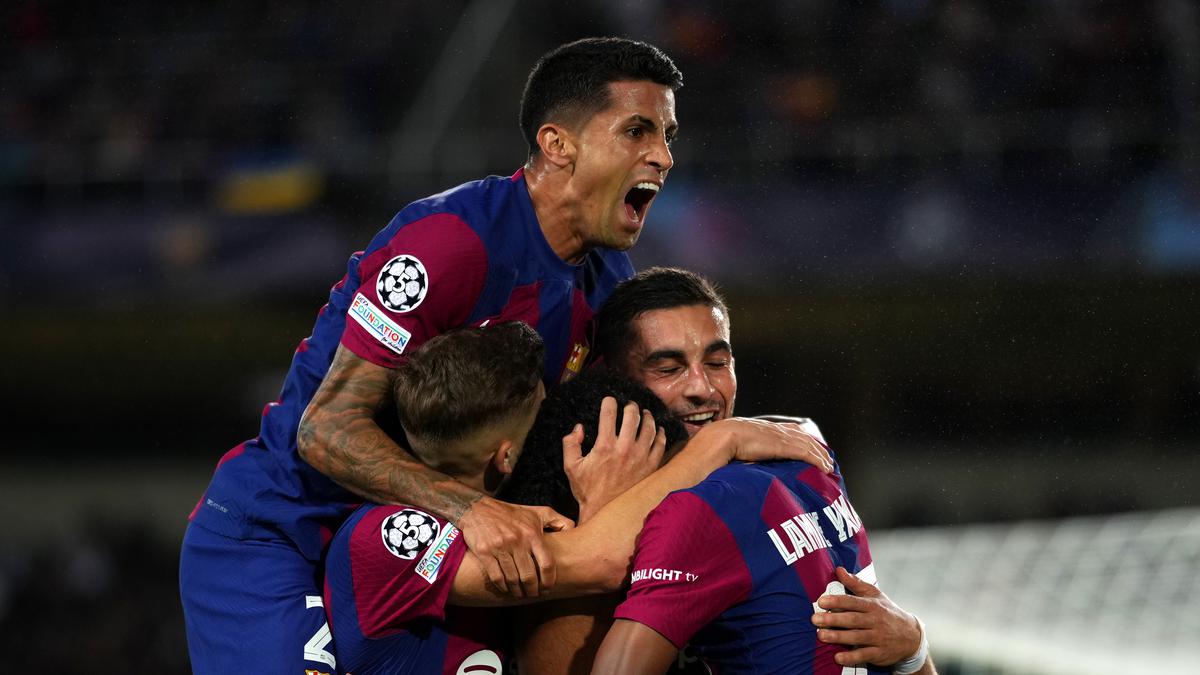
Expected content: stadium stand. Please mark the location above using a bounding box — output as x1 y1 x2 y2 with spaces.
872 508 1200 674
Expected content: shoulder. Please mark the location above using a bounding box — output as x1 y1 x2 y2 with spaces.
682 463 779 506
396 173 526 243
339 504 457 565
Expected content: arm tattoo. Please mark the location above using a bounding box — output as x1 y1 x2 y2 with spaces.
300 345 483 522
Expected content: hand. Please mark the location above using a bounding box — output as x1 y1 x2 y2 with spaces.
812 566 923 667
705 418 833 473
457 496 574 598
563 397 666 521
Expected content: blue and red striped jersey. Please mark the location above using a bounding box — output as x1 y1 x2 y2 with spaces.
324 503 508 675
615 460 888 675
190 169 633 561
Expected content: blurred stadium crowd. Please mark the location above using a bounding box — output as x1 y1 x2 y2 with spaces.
3 0 1198 302
2 1 1197 672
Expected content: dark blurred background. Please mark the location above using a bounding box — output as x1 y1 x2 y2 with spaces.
2 0 1197 671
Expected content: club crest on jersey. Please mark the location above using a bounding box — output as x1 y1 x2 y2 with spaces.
561 342 589 383
381 509 440 560
377 254 429 313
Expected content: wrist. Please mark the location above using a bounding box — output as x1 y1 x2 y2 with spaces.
682 422 736 470
453 493 489 527
893 616 928 675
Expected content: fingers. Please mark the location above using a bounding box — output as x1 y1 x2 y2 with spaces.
562 424 584 468
538 506 575 532
724 419 834 473
835 566 879 596
815 592 872 614
617 400 641 445
474 552 507 594
598 396 619 440
816 627 876 646
833 645 885 666
806 435 834 473
649 427 667 467
775 422 832 473
785 427 832 473
635 408 658 451
512 548 541 598
812 601 874 627
530 531 556 592
497 551 523 597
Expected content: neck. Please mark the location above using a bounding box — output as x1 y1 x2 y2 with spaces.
455 470 490 495
525 156 588 264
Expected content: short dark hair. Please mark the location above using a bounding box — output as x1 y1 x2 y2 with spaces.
393 322 544 456
498 369 687 521
595 266 728 371
519 37 683 158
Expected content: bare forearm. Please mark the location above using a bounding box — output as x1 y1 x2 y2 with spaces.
592 619 677 675
569 437 725 568
514 597 619 675
451 436 727 605
297 344 484 522
302 409 481 519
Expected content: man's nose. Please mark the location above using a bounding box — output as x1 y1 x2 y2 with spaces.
681 365 714 400
646 135 673 173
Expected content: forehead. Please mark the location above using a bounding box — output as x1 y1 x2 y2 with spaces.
630 304 729 355
594 80 677 127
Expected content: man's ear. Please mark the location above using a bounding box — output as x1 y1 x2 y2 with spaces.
535 123 576 169
492 439 516 476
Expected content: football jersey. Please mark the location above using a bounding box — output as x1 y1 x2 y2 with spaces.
325 504 508 674
614 460 888 675
190 169 633 560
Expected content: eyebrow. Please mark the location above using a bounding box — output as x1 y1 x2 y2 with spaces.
643 340 732 363
629 114 679 138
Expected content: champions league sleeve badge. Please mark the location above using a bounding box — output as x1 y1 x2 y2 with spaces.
381 508 441 560
376 254 429 313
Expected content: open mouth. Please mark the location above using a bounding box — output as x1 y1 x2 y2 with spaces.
678 410 717 433
623 182 660 223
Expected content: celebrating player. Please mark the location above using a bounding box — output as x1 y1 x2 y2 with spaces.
324 322 832 673
504 268 935 674
178 38 831 674
178 37 680 673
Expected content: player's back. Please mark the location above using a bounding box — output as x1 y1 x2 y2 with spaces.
617 460 887 674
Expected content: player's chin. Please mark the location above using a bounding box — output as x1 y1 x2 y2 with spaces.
609 221 644 250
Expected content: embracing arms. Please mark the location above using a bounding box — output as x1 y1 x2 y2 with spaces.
298 344 569 596
450 403 834 606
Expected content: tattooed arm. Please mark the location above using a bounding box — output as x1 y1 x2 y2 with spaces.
298 344 570 597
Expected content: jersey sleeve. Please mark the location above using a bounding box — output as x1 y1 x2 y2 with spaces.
342 213 489 368
346 505 469 637
613 491 752 649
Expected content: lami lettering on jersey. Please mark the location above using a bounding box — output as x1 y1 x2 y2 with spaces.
616 460 888 674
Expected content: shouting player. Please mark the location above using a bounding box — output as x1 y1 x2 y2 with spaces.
178 37 687 674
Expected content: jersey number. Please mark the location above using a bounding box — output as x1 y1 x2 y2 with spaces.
304 595 336 669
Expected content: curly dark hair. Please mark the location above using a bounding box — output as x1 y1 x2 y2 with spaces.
519 37 683 158
499 369 687 521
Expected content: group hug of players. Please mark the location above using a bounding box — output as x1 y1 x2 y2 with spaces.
178 37 936 674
